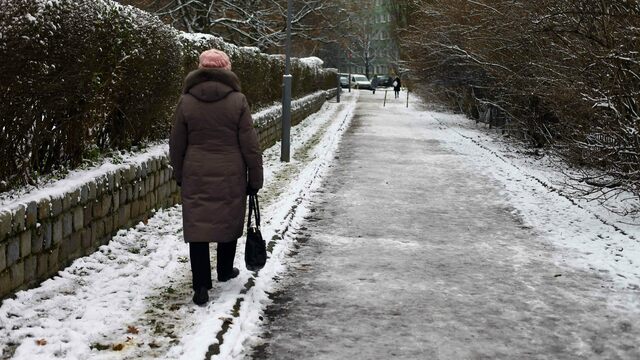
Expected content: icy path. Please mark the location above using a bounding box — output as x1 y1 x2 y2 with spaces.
247 91 640 359
425 112 640 292
0 92 358 360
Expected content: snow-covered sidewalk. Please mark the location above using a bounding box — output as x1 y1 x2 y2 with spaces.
4 87 640 359
426 110 640 291
245 90 640 359
0 92 358 360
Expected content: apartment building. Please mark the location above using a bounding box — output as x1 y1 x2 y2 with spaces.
345 0 399 78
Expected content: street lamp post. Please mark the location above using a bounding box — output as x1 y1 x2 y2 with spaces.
281 0 293 162
348 51 352 93
336 72 341 103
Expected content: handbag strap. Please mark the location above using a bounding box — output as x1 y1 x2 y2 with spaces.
253 194 261 226
247 194 261 230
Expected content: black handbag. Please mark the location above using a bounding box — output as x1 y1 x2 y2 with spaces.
245 194 267 271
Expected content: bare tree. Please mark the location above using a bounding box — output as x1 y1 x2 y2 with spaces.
397 0 640 212
339 1 383 78
118 0 348 53
347 18 377 77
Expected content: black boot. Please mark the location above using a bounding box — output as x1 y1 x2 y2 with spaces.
192 286 209 305
218 267 240 282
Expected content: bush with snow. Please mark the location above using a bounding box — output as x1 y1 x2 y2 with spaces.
178 33 335 110
0 0 182 189
0 0 335 192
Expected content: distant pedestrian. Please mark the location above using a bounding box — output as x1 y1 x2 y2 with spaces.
393 76 401 99
371 76 378 94
170 49 264 306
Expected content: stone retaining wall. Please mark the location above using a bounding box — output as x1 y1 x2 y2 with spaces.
0 90 330 299
0 158 179 299
256 91 331 149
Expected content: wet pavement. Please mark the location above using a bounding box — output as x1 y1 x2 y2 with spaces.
248 91 640 360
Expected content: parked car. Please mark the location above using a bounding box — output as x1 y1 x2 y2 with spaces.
350 74 372 90
339 75 349 88
373 75 393 87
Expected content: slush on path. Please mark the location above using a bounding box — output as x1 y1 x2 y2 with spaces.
248 90 640 360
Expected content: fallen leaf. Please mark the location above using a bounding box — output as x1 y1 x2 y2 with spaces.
35 339 47 346
112 343 124 351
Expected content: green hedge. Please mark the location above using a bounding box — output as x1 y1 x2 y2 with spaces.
0 0 335 191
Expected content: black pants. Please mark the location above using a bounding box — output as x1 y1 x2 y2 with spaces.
189 240 237 290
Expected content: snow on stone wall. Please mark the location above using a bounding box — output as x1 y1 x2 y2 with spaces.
0 155 179 298
0 90 331 299
0 0 335 194
255 90 330 149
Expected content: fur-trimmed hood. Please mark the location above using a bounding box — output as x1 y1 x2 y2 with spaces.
182 68 242 103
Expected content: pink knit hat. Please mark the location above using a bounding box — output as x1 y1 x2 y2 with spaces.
198 49 232 70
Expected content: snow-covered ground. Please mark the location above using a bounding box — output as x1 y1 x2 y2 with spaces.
243 90 640 360
424 110 640 293
3 89 640 359
0 92 358 360
0 90 329 212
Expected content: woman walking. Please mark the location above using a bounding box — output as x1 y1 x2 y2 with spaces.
170 49 263 305
393 76 401 99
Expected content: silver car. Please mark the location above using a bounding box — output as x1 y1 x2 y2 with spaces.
350 74 372 90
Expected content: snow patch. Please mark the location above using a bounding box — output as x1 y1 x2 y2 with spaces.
299 56 324 68
0 92 358 360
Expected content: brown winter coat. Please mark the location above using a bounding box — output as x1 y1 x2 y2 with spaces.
169 68 263 243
